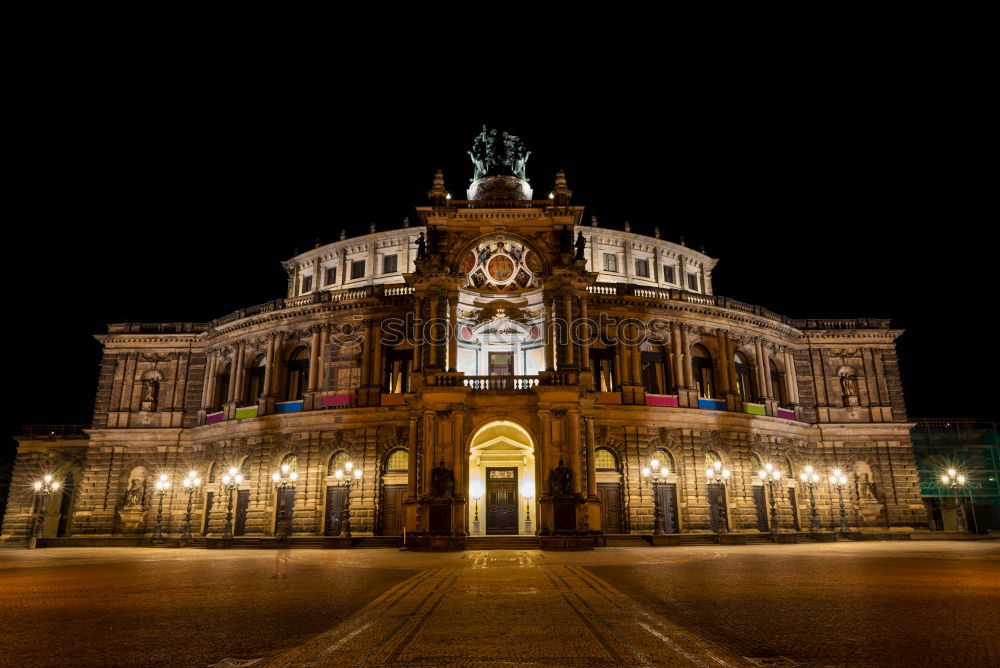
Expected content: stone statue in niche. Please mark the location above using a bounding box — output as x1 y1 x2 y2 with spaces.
140 377 159 411
123 478 144 508
430 460 454 499
550 459 573 497
840 370 860 407
857 473 877 501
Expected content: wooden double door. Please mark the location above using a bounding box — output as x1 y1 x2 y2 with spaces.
598 483 624 533
381 484 406 536
486 467 519 534
325 486 348 536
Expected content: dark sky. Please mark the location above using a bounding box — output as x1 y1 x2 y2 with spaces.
5 69 996 461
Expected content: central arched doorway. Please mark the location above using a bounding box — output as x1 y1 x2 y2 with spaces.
468 421 536 536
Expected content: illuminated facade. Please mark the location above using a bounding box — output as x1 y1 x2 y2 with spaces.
1 145 929 546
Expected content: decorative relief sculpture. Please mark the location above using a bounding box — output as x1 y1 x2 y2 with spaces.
840 369 860 406
123 478 145 508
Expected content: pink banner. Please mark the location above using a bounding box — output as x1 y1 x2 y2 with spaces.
645 394 679 407
205 411 225 425
321 394 356 408
777 408 796 420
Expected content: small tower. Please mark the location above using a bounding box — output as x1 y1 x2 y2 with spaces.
551 169 572 206
428 169 448 206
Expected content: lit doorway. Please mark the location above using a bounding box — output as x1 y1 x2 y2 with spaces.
468 421 535 536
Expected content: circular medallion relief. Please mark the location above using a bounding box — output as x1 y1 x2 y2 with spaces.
458 251 476 274
487 255 515 282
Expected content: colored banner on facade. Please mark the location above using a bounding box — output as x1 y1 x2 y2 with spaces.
205 411 225 425
274 401 303 414
235 406 259 420
743 403 766 415
698 398 726 411
321 393 356 408
777 408 796 420
645 394 679 407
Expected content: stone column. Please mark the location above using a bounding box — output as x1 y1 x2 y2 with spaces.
448 297 458 372
580 298 590 370
262 337 275 397
201 353 217 408
630 326 642 388
226 349 238 403
538 410 552 533
544 298 555 371
670 322 683 391
784 350 799 404
563 294 575 367
681 326 693 387
761 343 772 399
452 412 466 534
407 417 418 498
428 295 440 369
716 330 731 394
233 342 246 404
318 325 329 390
270 332 285 397
568 410 582 496
412 297 423 372
360 320 373 387
371 319 384 392
585 417 597 499
307 328 320 392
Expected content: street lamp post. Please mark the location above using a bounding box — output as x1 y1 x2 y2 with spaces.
28 475 60 549
331 460 362 538
220 467 243 539
153 474 171 545
271 464 299 539
758 463 782 535
641 458 671 535
829 469 850 532
798 466 821 533
940 468 968 532
181 471 202 541
705 459 732 534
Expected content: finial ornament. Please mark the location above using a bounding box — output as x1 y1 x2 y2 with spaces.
369 222 376 234
339 230 346 241
624 220 631 233
314 238 320 248
428 169 448 204
551 169 572 205
655 227 661 239
680 235 686 247
402 216 410 228
591 215 598 227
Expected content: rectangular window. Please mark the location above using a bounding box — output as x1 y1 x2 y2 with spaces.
635 258 650 277
382 254 398 273
602 253 618 272
301 275 313 294
324 266 337 286
662 264 675 284
351 260 366 280
686 273 699 292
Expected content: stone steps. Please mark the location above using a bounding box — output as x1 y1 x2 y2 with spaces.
353 537 403 549
465 536 540 550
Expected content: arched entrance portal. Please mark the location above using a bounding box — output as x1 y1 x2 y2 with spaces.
468 421 536 536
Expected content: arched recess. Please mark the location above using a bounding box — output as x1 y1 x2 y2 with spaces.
379 448 408 536
467 420 535 536
285 347 310 401
734 351 757 401
639 340 671 395
213 361 231 410
704 449 730 533
323 449 354 536
244 355 266 405
692 344 715 399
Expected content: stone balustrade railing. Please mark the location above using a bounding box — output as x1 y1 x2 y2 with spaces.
462 375 540 390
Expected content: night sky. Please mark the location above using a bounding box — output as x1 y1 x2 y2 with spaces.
5 78 996 464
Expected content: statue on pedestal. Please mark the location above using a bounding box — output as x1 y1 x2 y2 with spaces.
123 478 145 509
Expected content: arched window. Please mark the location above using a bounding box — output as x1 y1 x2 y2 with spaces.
207 462 217 484
748 452 763 473
650 448 675 471
244 355 266 405
238 456 252 481
692 344 715 399
281 454 298 472
328 450 351 476
384 349 414 394
590 344 616 392
769 359 787 406
595 447 618 471
213 363 230 410
286 347 310 401
385 449 408 473
734 352 756 401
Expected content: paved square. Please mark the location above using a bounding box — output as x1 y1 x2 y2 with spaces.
0 542 997 666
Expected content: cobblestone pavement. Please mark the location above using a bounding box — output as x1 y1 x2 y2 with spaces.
0 542 997 667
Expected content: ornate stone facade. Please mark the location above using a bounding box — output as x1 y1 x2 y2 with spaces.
1 151 927 545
